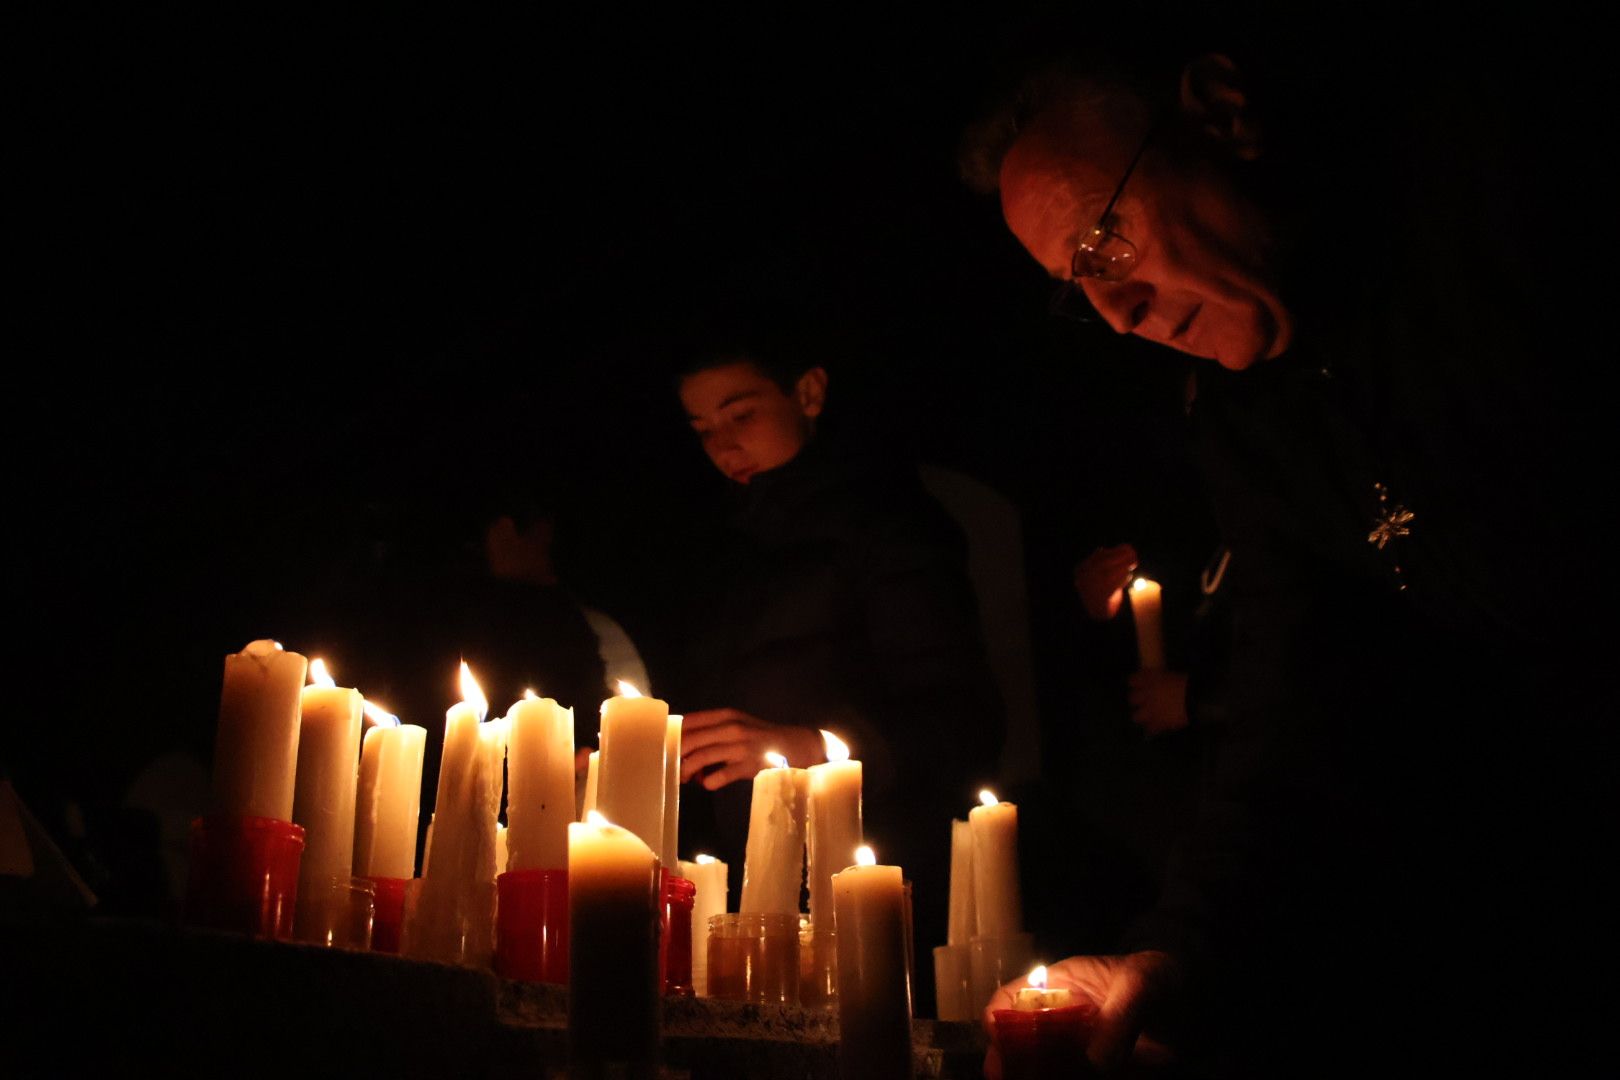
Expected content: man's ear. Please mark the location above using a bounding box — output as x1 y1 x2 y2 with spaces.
795 366 828 419
1179 54 1262 160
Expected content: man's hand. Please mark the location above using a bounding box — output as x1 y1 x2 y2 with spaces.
983 951 1179 1076
1075 544 1139 622
1127 670 1190 736
678 709 826 790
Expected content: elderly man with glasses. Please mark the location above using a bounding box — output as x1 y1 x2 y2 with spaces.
961 15 1606 1079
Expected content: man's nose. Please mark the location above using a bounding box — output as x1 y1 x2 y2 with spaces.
1082 279 1152 336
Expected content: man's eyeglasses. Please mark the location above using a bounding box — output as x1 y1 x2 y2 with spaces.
1048 124 1156 323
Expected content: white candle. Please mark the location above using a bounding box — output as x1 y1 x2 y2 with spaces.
947 818 977 947
580 750 600 820
679 853 729 996
506 690 575 872
1012 964 1075 1010
807 730 862 936
832 846 912 1078
496 823 508 875
569 811 660 1072
970 790 1022 938
595 681 668 857
291 659 363 941
1128 576 1166 670
403 663 505 966
660 714 683 870
212 639 308 821
740 752 809 917
353 703 426 880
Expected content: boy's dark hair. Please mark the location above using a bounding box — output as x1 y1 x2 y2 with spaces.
672 305 845 394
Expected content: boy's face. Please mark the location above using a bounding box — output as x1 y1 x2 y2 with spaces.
679 361 822 484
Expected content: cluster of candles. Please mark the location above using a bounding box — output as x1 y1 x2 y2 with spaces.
191 639 980 1076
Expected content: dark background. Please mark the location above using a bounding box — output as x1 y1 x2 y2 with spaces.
15 9 1212 953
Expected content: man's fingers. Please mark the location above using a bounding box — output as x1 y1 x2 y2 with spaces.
1089 964 1154 1071
680 742 748 782
702 757 763 790
680 709 741 732
680 722 743 757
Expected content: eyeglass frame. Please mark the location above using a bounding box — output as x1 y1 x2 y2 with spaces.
1070 122 1158 284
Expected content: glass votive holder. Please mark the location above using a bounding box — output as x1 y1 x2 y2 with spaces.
800 920 837 1010
295 875 376 948
991 999 1100 1080
494 868 569 983
661 873 696 996
183 815 305 940
707 913 801 1005
933 944 974 1021
364 875 411 954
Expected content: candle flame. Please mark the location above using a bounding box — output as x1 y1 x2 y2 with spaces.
855 845 877 867
459 661 488 722
1131 576 1156 592
586 809 611 827
615 680 643 699
821 730 850 763
695 854 718 865
979 789 999 807
309 658 336 688
362 701 399 728
524 688 538 700
765 751 788 769
1028 965 1048 990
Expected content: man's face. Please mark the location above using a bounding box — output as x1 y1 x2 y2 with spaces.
679 361 817 484
999 102 1292 370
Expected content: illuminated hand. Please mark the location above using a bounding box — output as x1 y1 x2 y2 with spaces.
983 951 1179 1077
1074 544 1139 622
1127 670 1190 736
678 709 826 790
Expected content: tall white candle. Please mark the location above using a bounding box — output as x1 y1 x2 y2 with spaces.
212 639 308 821
569 811 660 1073
833 846 912 1079
660 714 683 870
292 659 363 941
403 663 505 966
807 730 862 936
595 681 669 858
741 752 810 916
353 703 426 880
1128 576 1166 670
947 818 977 947
506 690 575 872
679 853 729 996
969 789 1022 938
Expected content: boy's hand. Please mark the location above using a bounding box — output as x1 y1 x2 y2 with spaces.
678 709 826 789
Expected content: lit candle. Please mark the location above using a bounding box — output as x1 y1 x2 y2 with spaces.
991 964 1098 1080
569 810 660 1075
947 818 976 946
832 845 912 1080
211 639 308 821
402 662 505 966
291 659 363 943
353 702 427 880
505 689 575 872
741 751 810 917
1128 576 1166 670
807 730 862 936
580 750 600 820
596 681 669 858
660 714 684 870
678 853 729 996
970 789 1022 938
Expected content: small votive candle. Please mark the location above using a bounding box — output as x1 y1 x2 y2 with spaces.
991 965 1099 1080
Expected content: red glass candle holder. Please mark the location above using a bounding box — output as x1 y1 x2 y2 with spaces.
991 1001 1100 1080
494 868 570 983
365 875 410 954
184 814 305 939
660 872 696 996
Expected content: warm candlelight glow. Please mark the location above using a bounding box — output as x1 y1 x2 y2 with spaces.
1028 964 1048 989
1131 577 1153 592
309 658 336 688
695 853 719 865
821 730 851 763
459 661 488 722
980 788 999 807
615 680 643 699
362 700 400 728
765 751 789 769
586 809 610 827
855 845 877 867
523 688 538 700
